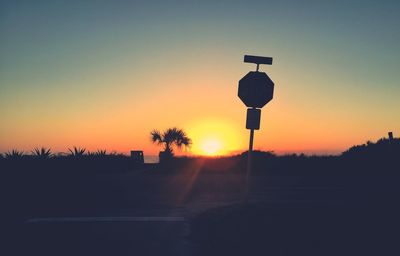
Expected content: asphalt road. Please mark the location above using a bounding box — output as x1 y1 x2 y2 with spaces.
3 172 346 256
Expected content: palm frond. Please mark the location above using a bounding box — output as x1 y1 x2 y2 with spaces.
150 127 192 156
150 130 163 144
175 130 191 149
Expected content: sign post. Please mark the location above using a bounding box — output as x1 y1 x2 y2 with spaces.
238 55 275 203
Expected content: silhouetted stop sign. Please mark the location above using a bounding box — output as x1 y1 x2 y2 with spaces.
238 71 274 108
238 54 275 203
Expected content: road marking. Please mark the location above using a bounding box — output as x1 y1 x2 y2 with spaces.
26 216 185 223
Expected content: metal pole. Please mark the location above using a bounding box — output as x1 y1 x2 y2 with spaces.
245 128 255 203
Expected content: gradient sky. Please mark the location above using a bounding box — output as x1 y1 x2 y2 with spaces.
1 0 399 155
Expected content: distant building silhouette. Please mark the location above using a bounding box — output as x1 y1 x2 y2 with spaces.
130 150 144 164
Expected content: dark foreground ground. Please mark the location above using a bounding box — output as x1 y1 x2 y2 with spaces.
1 155 399 256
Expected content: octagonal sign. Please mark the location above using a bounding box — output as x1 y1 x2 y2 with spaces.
238 71 274 108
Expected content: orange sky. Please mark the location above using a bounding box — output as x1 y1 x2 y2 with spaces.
1 1 399 156
1 57 397 156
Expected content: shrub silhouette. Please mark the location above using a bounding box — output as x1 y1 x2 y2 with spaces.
342 137 399 158
87 149 107 158
5 149 24 159
68 147 86 157
32 147 53 159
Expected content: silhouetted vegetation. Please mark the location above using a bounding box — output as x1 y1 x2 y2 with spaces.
68 146 86 157
0 147 140 176
0 136 398 175
4 149 25 159
32 147 53 159
342 137 399 158
151 127 192 162
87 149 107 157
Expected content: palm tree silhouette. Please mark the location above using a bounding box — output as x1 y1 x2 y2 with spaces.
151 127 191 161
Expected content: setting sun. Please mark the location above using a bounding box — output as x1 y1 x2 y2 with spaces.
186 118 245 156
200 138 222 156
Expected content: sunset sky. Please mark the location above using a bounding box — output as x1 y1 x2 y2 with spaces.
1 0 399 156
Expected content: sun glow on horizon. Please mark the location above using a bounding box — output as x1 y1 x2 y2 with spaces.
186 118 244 156
199 137 223 156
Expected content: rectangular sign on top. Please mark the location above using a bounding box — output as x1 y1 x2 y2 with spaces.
244 55 273 65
